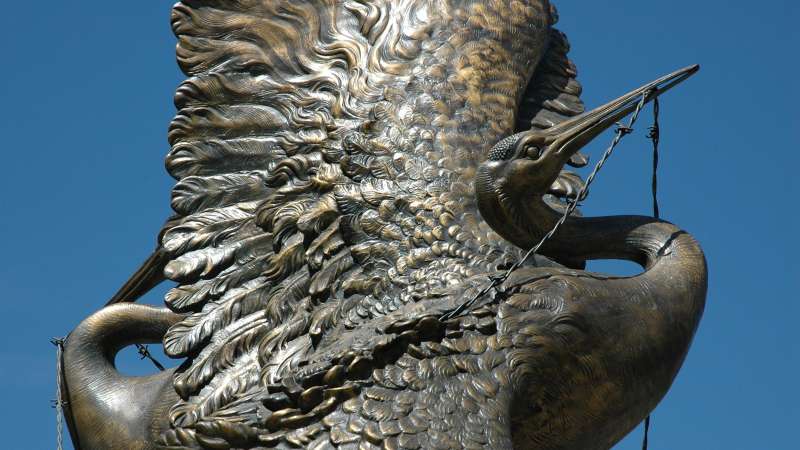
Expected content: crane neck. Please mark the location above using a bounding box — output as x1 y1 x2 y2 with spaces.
514 196 678 270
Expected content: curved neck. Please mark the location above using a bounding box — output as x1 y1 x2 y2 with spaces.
542 213 674 270
513 197 681 271
521 198 707 445
62 304 181 450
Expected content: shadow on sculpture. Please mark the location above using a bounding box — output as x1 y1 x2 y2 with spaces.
60 1 706 449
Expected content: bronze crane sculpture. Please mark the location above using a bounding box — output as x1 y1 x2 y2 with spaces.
60 1 706 449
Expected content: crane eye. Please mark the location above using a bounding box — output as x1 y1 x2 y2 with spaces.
523 145 542 160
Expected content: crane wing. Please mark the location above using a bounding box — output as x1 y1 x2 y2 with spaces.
158 0 442 435
113 0 590 446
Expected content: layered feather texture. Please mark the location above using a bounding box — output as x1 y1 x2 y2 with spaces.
155 0 588 446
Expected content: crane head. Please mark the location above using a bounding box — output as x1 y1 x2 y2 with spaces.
479 65 699 201
474 65 699 251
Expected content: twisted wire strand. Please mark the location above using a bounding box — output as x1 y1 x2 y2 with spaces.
649 97 661 219
51 337 66 450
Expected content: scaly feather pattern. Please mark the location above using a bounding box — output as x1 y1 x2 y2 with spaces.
155 0 588 446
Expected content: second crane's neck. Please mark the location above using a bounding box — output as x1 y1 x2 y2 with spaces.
490 190 679 270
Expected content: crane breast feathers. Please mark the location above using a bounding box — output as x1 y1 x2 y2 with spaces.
157 0 587 433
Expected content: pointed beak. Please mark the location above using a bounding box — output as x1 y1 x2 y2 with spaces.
548 65 699 160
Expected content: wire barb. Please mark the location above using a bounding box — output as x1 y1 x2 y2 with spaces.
616 124 634 135
136 343 166 371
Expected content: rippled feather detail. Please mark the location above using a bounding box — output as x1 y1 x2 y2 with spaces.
166 137 288 179
163 233 271 283
162 203 257 256
171 171 270 216
165 279 217 313
257 313 313 374
309 249 354 299
267 335 314 383
165 278 272 357
261 234 306 283
263 268 312 324
164 246 238 283
154 0 586 444
305 218 344 270
171 349 262 428
297 193 339 235
173 312 267 400
165 251 273 312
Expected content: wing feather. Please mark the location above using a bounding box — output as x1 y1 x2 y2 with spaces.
173 313 267 401
163 232 271 283
170 171 271 215
162 202 256 256
165 278 270 357
167 137 287 179
516 29 585 132
171 349 263 428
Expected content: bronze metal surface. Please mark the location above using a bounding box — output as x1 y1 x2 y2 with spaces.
61 1 707 449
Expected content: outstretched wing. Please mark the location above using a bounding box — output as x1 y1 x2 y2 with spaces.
141 0 588 446
158 0 436 434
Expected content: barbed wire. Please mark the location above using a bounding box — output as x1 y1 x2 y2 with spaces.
649 97 661 220
136 344 166 371
51 337 67 450
641 94 662 450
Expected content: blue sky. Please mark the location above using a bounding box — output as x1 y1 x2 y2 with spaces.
0 1 797 449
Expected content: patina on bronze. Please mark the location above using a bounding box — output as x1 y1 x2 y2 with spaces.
61 1 706 449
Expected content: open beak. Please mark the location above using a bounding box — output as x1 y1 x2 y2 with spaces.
548 64 699 160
